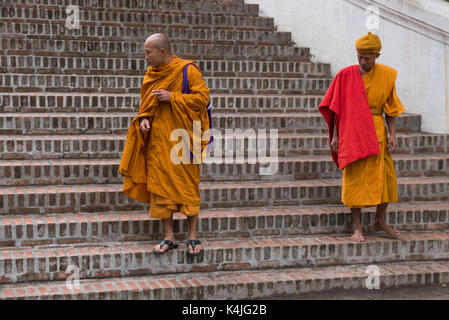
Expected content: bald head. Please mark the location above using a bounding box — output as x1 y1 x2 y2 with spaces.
144 33 173 68
145 33 171 53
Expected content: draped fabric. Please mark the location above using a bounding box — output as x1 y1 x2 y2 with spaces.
119 56 210 210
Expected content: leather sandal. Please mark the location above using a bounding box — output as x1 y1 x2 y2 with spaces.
153 239 178 255
186 239 203 257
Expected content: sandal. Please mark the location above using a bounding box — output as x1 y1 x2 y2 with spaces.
153 239 178 255
186 239 203 257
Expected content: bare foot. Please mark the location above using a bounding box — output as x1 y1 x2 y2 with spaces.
350 228 365 242
373 222 401 238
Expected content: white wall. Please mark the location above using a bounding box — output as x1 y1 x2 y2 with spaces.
246 0 449 134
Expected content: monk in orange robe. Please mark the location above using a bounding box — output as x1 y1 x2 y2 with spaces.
119 33 211 255
321 33 405 242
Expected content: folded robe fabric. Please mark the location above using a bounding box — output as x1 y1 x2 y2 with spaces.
319 65 380 170
118 56 211 204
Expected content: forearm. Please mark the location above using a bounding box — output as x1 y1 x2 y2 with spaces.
386 115 396 136
332 114 338 137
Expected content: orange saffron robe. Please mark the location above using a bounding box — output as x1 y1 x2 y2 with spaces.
342 64 405 208
118 56 210 218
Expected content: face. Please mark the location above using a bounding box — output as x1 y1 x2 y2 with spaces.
357 53 380 72
144 41 165 68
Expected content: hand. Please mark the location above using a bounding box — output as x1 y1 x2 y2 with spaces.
139 117 150 134
151 89 172 102
330 135 339 153
388 133 397 154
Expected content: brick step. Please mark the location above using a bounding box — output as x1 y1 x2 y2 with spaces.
1 74 331 95
0 112 133 135
1 230 449 285
3 56 331 78
1 202 448 248
2 27 293 48
2 0 258 16
0 112 421 135
1 9 274 29
2 153 447 187
0 178 448 215
0 93 329 114
1 45 310 68
0 260 448 299
1 132 448 161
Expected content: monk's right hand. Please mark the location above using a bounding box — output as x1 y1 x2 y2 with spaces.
139 118 150 134
331 135 339 153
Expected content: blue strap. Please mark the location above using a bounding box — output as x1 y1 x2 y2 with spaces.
182 63 214 159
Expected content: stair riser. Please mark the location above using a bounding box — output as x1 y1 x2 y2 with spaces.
3 56 330 78
2 28 293 48
1 234 449 285
1 134 448 160
2 0 256 15
0 94 327 114
202 157 449 180
0 75 327 95
1 207 448 248
2 46 309 66
0 181 448 215
1 157 447 187
1 10 272 29
0 113 421 135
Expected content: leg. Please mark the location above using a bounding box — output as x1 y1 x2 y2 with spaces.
187 214 202 254
350 208 365 242
373 203 401 237
153 214 177 253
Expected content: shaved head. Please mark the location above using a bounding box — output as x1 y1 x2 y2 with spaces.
145 33 171 53
144 33 173 68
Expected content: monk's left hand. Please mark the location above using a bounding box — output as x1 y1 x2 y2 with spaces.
388 134 397 154
152 90 172 102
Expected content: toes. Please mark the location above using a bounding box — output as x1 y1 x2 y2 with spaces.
154 244 167 253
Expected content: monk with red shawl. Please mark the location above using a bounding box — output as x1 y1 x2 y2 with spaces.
319 33 405 242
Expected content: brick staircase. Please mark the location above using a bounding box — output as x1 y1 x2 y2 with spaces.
1 0 449 300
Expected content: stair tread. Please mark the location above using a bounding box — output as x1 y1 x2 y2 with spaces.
0 111 420 117
0 176 448 193
1 199 447 223
0 132 446 139
2 229 449 255
1 153 448 166
0 259 448 299
3 73 329 80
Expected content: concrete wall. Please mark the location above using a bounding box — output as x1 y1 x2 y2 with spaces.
246 0 449 134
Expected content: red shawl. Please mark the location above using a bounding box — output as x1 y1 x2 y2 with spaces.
319 65 380 170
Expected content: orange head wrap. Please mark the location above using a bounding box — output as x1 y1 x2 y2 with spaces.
355 32 382 53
